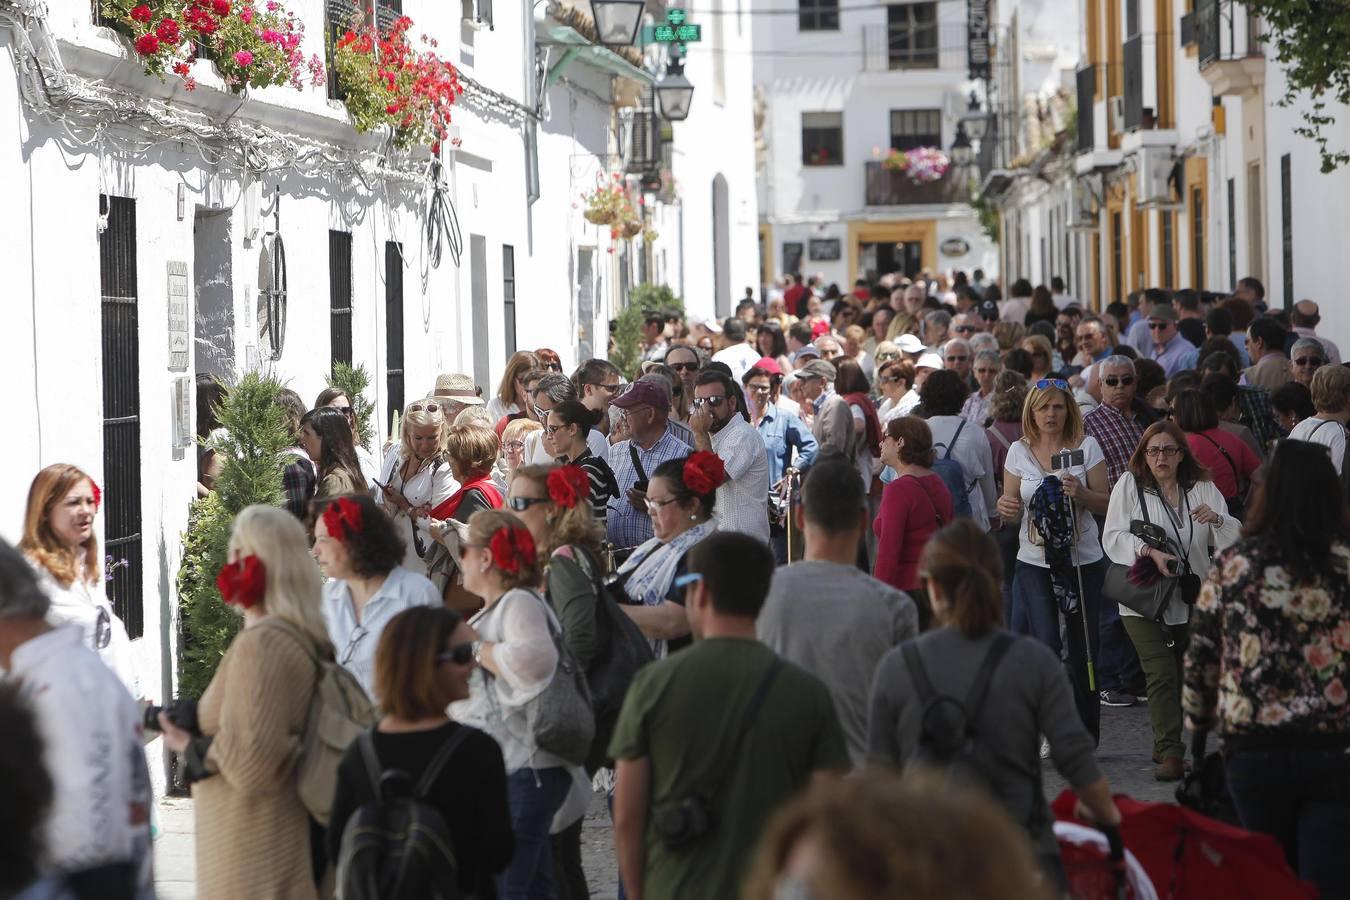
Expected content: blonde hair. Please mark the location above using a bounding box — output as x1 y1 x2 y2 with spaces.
1021 381 1084 446
992 321 1026 350
501 418 543 446
467 509 541 590
843 324 866 344
400 399 449 461
513 465 605 557
495 351 540 407
886 312 919 341
446 423 500 479
1311 364 1350 414
454 405 495 428
1021 334 1054 363
227 505 331 650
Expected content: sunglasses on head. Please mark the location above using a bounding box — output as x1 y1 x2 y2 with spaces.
407 402 442 414
437 643 476 666
1102 375 1136 387
508 496 552 512
1034 379 1070 390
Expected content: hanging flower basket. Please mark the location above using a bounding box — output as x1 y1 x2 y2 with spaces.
101 0 325 93
582 174 638 230
642 225 659 244
622 220 643 239
334 16 464 152
584 208 614 225
880 146 951 184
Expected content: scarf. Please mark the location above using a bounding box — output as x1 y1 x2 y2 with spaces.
430 474 503 521
1027 476 1081 614
842 392 883 457
616 521 716 608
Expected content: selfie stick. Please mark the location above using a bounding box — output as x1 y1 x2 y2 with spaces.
1060 469 1097 693
785 467 798 563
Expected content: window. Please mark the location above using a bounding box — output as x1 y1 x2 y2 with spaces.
886 2 938 69
99 195 144 639
329 230 353 369
1281 154 1292 308
1191 187 1204 291
798 0 839 31
503 245 517 356
385 241 405 425
889 108 941 151
782 242 805 274
1227 177 1237 289
1162 210 1175 288
1125 0 1139 37
801 112 843 166
327 0 400 99
1111 210 1123 301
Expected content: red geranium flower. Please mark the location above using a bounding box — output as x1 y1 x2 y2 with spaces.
90 479 102 511
216 555 267 609
134 32 160 55
212 0 230 16
130 4 152 21
156 17 181 43
683 452 726 496
489 526 536 575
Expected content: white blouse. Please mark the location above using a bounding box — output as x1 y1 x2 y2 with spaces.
30 560 138 697
486 397 519 424
377 447 459 576
1102 473 1242 624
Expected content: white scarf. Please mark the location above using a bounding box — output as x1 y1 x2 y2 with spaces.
618 521 716 608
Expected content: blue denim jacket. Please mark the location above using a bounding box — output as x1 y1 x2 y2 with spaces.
756 404 819 485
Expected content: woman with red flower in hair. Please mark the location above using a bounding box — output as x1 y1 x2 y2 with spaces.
452 509 586 899
615 452 725 657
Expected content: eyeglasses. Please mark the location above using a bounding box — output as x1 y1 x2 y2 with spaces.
532 404 550 420
340 626 369 666
543 424 566 435
503 440 525 452
1102 375 1136 387
747 384 772 394
407 402 442 414
691 396 728 408
1034 379 1070 390
437 643 476 666
669 362 701 372
1148 322 1172 331
508 496 552 512
1294 357 1324 367
644 496 681 514
1144 446 1182 458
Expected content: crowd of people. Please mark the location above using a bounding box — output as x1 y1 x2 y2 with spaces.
1 271 1348 900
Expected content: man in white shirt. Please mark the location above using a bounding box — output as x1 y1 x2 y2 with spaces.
1289 365 1350 474
711 318 762 383
690 369 771 542
0 540 153 894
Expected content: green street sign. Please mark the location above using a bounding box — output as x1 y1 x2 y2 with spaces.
642 8 701 44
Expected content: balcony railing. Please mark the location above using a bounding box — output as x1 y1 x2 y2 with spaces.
861 22 967 73
1196 0 1261 67
1075 65 1095 151
1123 34 1145 131
864 162 964 206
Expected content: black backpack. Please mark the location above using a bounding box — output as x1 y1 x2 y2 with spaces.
901 633 1014 791
336 728 468 900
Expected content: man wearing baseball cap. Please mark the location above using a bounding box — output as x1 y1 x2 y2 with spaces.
795 360 857 463
605 379 692 551
1147 303 1198 378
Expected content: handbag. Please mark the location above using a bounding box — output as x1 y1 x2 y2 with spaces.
1102 477 1182 622
527 590 596 768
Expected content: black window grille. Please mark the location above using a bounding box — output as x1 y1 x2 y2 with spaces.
1076 66 1096 151
628 87 660 177
1191 187 1205 290
798 0 838 31
503 245 517 356
326 0 362 100
1281 154 1293 309
374 0 401 31
99 195 143 639
1111 211 1123 302
330 230 353 370
889 108 941 151
886 2 938 69
1162 210 1175 288
801 112 843 166
1227 177 1237 289
385 241 404 424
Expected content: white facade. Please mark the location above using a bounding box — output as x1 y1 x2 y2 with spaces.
753 0 997 290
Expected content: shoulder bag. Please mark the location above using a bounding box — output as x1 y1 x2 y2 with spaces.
525 590 596 767
1195 431 1246 519
1101 478 1182 623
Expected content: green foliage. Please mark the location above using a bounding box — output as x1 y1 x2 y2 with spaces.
968 179 1001 244
1244 0 1350 172
610 284 684 380
176 372 291 697
327 362 375 450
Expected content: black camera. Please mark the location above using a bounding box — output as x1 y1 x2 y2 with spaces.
143 698 200 735
653 794 714 850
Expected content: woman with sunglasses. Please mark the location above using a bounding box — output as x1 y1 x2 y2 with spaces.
996 379 1111 742
876 359 917 424
545 400 620 526
328 604 512 898
488 351 541 424
20 463 137 693
1289 337 1326 389
313 494 442 698
535 347 564 374
1101 422 1238 782
301 406 368 500
452 510 583 899
377 399 459 578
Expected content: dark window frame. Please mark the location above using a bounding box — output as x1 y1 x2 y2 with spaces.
503 245 517 356
798 0 839 31
1111 210 1124 302
329 230 354 370
801 111 844 166
1191 187 1205 291
886 2 939 70
1162 210 1175 288
888 108 942 152
1281 154 1293 310
384 241 405 426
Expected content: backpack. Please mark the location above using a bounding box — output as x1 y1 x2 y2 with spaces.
931 419 974 519
336 727 468 900
258 618 378 826
901 633 1014 793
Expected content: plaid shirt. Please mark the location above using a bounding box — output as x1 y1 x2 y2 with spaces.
1083 402 1145 488
280 450 316 520
1238 385 1279 450
606 424 694 550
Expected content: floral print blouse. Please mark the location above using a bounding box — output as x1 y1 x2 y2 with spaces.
1183 538 1350 738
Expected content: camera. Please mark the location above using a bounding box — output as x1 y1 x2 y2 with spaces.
143 698 200 735
653 794 714 849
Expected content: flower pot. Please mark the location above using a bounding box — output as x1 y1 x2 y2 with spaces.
622 220 642 239
584 208 614 225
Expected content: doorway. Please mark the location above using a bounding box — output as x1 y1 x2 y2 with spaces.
859 240 922 281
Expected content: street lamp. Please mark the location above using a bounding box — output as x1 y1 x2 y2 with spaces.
590 0 645 46
950 122 974 167
656 54 694 121
961 90 990 143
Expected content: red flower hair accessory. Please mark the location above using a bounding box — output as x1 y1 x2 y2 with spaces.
547 465 591 510
216 555 267 609
683 452 726 497
90 479 102 512
322 496 364 542
489 526 537 575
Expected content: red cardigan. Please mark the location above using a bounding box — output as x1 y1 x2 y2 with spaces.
873 472 954 592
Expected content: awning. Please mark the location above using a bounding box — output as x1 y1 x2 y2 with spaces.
539 23 654 87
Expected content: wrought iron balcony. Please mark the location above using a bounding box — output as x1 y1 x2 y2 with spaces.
1195 0 1264 95
864 162 964 206
861 22 968 72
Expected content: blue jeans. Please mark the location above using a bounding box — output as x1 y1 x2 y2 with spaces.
1225 748 1350 899
500 767 572 900
1011 559 1104 742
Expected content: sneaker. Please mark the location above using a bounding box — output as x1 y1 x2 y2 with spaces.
1099 689 1137 707
1040 738 1051 759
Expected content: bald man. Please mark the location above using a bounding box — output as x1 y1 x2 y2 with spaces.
1290 299 1342 365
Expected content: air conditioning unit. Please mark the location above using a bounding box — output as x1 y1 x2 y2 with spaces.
1067 176 1100 232
1137 146 1182 209
1108 96 1125 134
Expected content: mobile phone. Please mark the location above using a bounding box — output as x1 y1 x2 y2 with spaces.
1051 449 1086 470
632 478 649 494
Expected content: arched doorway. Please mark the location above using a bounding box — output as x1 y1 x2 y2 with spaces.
711 174 731 318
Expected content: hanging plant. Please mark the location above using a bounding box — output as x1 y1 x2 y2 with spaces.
657 169 679 205
642 225 659 244
100 0 325 92
334 16 464 152
582 173 638 226
879 146 951 184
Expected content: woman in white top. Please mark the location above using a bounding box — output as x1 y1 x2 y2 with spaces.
20 463 137 694
996 378 1111 742
875 359 916 424
1102 421 1239 780
313 494 442 698
486 351 541 425
451 510 580 899
376 399 459 577
1287 363 1350 474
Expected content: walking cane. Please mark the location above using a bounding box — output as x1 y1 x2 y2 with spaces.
784 467 799 563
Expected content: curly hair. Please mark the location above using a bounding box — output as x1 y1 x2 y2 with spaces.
989 371 1028 423
312 494 406 578
445 423 500 480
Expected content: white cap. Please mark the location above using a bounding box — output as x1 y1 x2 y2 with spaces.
915 351 945 370
691 315 723 334
894 333 925 354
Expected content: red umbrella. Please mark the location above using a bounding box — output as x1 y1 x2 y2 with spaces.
1052 791 1319 900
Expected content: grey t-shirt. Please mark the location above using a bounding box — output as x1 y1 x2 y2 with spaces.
757 560 917 765
867 627 1103 854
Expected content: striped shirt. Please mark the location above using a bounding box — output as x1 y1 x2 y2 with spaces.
606 425 694 549
565 450 621 527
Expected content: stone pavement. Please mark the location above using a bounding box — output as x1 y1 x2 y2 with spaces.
152 703 1177 899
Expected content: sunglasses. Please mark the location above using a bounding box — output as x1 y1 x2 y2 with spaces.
1294 357 1324 367
586 382 622 393
334 405 355 419
508 496 552 512
408 402 442 414
1148 322 1172 331
1102 375 1135 387
954 325 977 334
542 363 563 372
691 396 728 408
437 643 476 666
669 361 701 372
532 404 550 420
1034 379 1070 390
